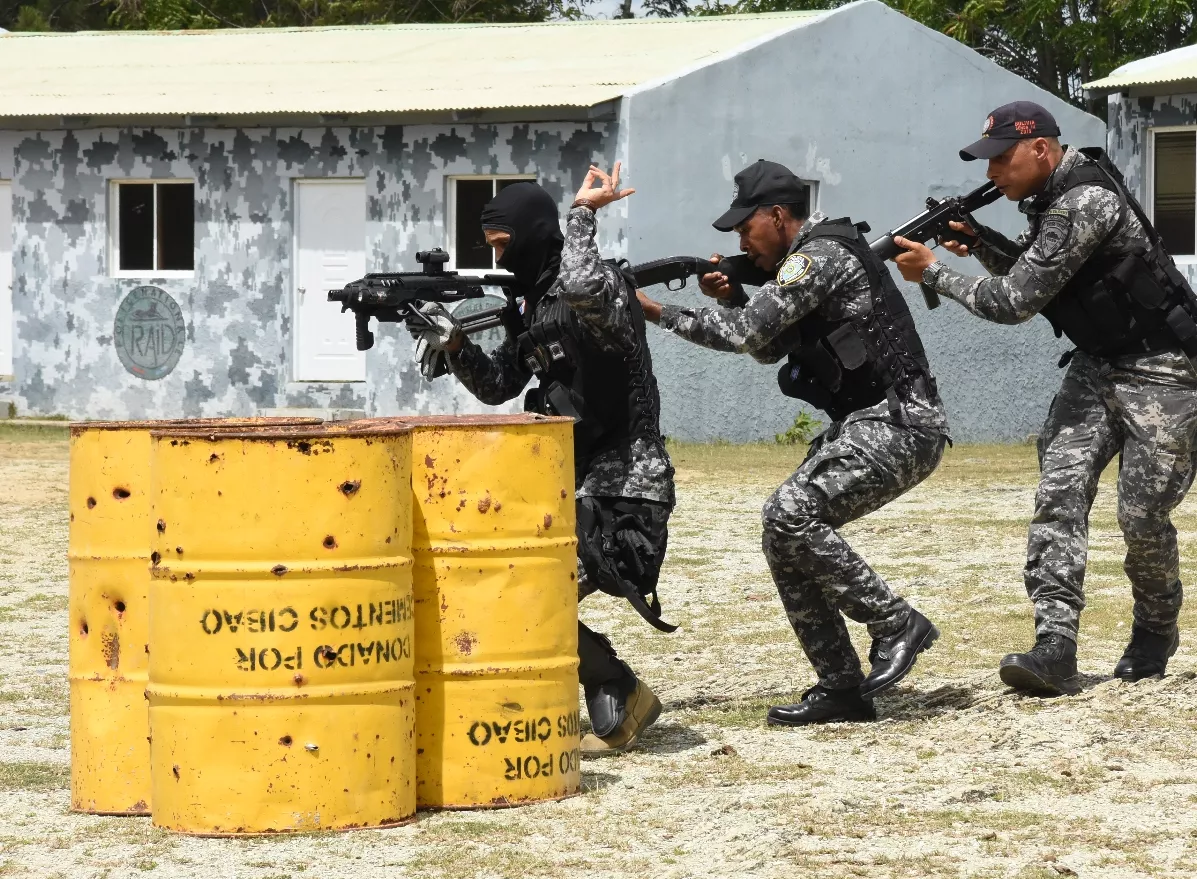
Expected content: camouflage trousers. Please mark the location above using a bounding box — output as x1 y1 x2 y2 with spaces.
1027 353 1197 640
762 417 947 689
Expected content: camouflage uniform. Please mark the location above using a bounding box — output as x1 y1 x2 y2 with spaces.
658 213 950 689
448 206 675 605
923 146 1197 640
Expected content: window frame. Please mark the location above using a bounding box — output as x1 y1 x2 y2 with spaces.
1146 125 1197 263
445 174 537 275
109 179 197 279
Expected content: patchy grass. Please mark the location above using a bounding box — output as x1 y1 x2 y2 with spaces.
0 437 1193 879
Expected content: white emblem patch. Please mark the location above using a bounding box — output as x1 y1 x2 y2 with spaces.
731 182 740 201
776 252 812 286
983 114 994 134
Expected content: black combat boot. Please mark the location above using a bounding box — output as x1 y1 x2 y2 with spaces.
860 609 940 697
767 685 876 727
1114 625 1179 682
998 633 1081 696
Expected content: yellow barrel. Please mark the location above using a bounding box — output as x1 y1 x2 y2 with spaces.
146 422 416 835
68 417 321 816
406 414 581 809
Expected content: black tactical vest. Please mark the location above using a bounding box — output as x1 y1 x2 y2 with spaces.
1037 148 1197 359
775 219 937 422
513 263 663 469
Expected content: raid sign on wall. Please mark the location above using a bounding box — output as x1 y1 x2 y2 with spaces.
115 182 195 272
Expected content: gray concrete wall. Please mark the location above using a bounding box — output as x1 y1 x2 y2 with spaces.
620 0 1106 442
0 122 616 420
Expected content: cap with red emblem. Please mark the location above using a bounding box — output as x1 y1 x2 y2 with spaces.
959 101 1061 161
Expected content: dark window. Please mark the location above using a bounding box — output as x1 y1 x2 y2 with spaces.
453 177 534 270
117 181 194 272
118 184 154 271
1154 132 1195 256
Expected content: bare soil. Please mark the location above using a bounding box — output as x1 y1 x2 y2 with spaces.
2 426 1195 878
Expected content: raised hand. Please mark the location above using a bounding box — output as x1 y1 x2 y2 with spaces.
574 161 636 211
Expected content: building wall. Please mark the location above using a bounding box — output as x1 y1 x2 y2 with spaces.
0 122 617 420
621 0 1106 442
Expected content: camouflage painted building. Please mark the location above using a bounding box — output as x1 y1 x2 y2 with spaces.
0 2 1104 440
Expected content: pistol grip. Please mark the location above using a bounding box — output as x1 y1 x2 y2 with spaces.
921 286 941 310
356 312 375 350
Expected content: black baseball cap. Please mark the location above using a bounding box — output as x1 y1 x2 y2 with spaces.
713 159 808 231
959 101 1062 161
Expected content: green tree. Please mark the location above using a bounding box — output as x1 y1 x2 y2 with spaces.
687 0 1197 111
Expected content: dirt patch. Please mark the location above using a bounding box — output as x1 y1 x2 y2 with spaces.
0 438 1195 878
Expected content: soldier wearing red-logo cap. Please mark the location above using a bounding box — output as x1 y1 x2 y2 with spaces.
893 101 1197 696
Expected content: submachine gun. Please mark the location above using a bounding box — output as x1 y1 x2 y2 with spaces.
327 248 517 351
870 180 1004 309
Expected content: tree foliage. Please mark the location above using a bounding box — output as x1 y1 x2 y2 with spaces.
0 0 590 31
689 0 1197 111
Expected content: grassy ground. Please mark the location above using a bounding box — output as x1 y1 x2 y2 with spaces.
1 433 1196 878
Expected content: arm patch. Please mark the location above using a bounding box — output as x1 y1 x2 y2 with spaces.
777 252 813 285
1037 209 1073 261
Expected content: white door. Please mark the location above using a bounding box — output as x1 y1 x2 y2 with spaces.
0 182 12 377
294 179 366 382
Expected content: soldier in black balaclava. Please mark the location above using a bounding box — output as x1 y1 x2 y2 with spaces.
408 168 676 756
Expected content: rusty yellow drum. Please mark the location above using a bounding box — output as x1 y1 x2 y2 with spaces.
146 422 415 834
407 414 580 809
68 417 320 816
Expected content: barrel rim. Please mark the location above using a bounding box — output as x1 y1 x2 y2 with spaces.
150 421 411 441
70 417 322 436
367 414 573 428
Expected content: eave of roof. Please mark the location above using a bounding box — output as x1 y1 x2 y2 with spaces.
1084 44 1197 94
0 13 826 120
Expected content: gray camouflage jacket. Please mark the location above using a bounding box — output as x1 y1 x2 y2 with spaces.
446 206 675 505
922 146 1197 383
657 212 948 431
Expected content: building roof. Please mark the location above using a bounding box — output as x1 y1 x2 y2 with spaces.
1084 44 1197 94
0 12 825 119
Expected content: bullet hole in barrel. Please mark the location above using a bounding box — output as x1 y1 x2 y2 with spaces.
279 735 293 746
113 487 131 500
208 453 219 463
156 519 166 534
318 646 336 662
271 564 288 576
323 535 337 549
150 551 161 565
293 674 305 686
560 489 567 499
339 480 361 497
172 765 180 780
80 621 88 637
544 514 553 530
114 601 126 614
175 546 183 554
86 497 96 509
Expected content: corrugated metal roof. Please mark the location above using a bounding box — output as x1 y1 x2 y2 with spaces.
1084 44 1197 93
0 13 825 118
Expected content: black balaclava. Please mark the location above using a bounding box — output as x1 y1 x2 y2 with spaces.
480 182 564 302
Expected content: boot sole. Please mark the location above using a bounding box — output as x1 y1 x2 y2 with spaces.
998 661 1082 697
859 624 941 698
766 709 876 728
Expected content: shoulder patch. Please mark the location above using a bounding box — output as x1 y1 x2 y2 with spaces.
776 252 813 286
1038 210 1074 261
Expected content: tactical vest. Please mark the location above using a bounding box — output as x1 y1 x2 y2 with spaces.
775 219 937 422
513 263 663 470
1038 147 1197 359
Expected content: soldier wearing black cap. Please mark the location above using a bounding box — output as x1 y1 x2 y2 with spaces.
638 160 950 726
894 101 1197 695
